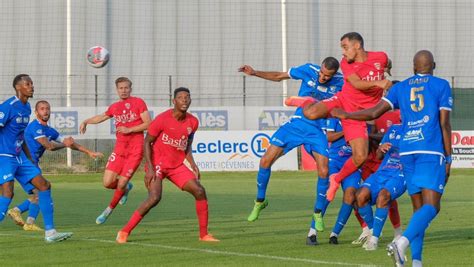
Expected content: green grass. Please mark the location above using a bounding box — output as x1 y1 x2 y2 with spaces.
1 169 473 266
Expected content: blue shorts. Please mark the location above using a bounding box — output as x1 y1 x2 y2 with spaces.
271 119 328 157
362 170 406 205
401 153 446 195
0 155 41 192
329 157 361 190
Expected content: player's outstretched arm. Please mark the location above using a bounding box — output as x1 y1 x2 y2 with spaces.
144 133 158 188
238 65 290 82
440 109 452 181
346 74 392 91
79 113 111 134
332 100 392 121
36 136 66 151
62 137 103 159
116 111 151 134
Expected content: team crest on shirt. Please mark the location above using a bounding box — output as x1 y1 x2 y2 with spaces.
374 63 381 70
307 80 316 88
36 129 43 134
187 127 192 134
125 103 131 109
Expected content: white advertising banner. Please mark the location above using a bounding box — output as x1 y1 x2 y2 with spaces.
191 131 298 171
451 131 474 168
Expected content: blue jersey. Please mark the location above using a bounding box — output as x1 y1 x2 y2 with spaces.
0 96 31 156
288 63 343 128
378 124 403 174
24 119 63 163
383 74 452 156
326 118 352 160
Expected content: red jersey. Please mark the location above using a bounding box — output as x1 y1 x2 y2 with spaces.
375 110 401 134
148 109 199 169
340 51 388 109
105 96 148 143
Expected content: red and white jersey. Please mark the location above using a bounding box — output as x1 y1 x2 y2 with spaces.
148 109 199 169
340 51 388 109
105 96 148 143
374 109 401 134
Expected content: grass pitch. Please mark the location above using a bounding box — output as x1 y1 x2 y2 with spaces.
1 169 473 266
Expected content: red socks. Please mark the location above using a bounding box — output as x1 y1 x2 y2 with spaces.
109 188 125 209
122 211 143 234
389 200 401 229
196 200 209 238
334 158 359 183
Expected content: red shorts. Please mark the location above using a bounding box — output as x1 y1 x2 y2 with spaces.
151 162 197 190
323 93 368 142
106 145 143 179
361 151 381 180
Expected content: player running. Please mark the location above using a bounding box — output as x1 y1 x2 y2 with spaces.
7 100 103 231
116 87 219 243
0 74 72 242
286 32 392 202
355 124 406 251
332 50 452 267
238 57 343 243
80 77 151 224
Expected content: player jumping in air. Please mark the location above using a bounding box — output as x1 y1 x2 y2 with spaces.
239 57 343 245
286 32 392 202
7 100 103 231
80 77 151 225
116 87 219 243
332 50 452 267
0 74 72 242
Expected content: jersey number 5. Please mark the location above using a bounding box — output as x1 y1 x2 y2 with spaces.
410 87 424 112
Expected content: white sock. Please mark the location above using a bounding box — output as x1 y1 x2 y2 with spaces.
395 236 410 257
104 207 113 216
13 207 21 212
393 227 403 238
308 228 316 237
369 235 378 244
45 229 57 237
412 259 423 267
330 232 338 238
26 217 35 225
362 226 370 233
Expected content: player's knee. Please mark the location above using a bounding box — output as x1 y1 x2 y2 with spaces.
148 193 162 206
343 188 356 204
376 190 391 208
259 156 273 169
317 165 329 178
352 153 367 167
3 190 14 199
36 180 51 191
356 189 370 207
193 185 207 200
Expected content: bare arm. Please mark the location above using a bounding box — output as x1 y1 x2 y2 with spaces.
331 100 392 121
326 130 344 143
67 139 103 159
36 136 66 151
440 109 452 180
80 113 110 134
22 142 34 163
144 133 158 188
376 143 392 160
238 65 290 82
116 111 151 134
346 74 392 91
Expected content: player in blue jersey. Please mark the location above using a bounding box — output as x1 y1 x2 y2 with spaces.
332 50 452 267
324 118 362 245
355 124 406 251
238 57 343 244
0 74 73 242
7 100 103 231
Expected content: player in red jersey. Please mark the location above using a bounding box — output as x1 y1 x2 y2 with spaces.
286 32 392 202
116 87 219 243
80 77 151 224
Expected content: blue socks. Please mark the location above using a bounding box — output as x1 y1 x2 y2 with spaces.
403 204 437 242
256 167 271 202
315 177 329 214
411 231 425 261
38 190 55 231
29 202 40 220
358 204 374 229
0 196 12 221
16 199 31 213
373 207 388 238
332 202 353 235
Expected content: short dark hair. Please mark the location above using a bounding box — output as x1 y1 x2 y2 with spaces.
391 80 400 85
13 74 30 89
340 32 364 48
115 77 132 87
322 57 340 71
35 100 50 110
174 87 190 98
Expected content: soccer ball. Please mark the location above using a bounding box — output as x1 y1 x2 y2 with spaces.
86 46 110 68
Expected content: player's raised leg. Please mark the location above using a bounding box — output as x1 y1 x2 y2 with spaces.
247 145 283 222
96 170 128 224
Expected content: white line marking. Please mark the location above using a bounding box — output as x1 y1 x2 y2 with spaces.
0 233 379 266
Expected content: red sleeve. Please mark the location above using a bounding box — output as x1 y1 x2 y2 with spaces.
340 58 356 77
104 103 114 117
147 116 162 137
193 117 199 133
136 97 148 113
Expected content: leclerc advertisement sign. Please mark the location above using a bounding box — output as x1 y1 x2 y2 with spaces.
191 131 298 171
